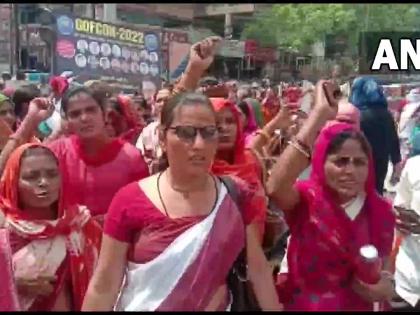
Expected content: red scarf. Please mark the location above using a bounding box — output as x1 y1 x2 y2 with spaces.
108 95 143 143
0 143 101 311
71 135 124 167
210 98 267 239
282 123 395 302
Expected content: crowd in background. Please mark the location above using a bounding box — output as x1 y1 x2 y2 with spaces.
0 35 419 312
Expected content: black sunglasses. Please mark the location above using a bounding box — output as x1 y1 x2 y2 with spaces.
168 125 219 142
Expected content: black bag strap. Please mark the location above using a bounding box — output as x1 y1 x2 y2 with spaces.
219 176 248 279
219 175 242 217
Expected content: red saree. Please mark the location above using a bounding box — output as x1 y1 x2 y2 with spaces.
0 143 101 311
48 135 149 220
110 95 144 144
278 123 396 311
0 228 20 311
210 98 267 240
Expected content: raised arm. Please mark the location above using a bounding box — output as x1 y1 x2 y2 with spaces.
0 98 54 175
249 106 293 157
82 235 129 311
266 81 339 213
172 36 222 95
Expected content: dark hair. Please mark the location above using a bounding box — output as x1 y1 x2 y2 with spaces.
1 72 11 81
133 96 148 110
107 97 123 115
157 92 215 171
12 85 41 118
16 71 26 81
326 130 371 157
237 101 250 120
198 76 219 87
61 86 108 116
22 146 58 161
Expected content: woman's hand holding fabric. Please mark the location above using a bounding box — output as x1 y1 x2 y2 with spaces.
16 275 56 297
351 274 395 303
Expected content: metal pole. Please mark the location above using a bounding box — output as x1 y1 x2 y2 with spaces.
9 3 14 75
13 3 20 73
25 12 30 70
91 4 96 19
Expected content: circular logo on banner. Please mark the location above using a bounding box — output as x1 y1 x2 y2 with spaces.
145 34 159 51
57 15 74 36
57 40 76 59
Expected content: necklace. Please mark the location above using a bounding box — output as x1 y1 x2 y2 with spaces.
164 171 208 199
157 171 218 217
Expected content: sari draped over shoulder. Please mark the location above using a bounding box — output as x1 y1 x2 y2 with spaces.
278 123 395 311
0 143 102 311
210 98 267 240
0 228 20 311
115 184 244 311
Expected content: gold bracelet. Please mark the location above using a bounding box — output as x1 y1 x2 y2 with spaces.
287 140 311 159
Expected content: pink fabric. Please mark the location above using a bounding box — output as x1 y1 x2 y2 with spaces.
158 193 244 311
48 136 149 217
243 101 258 147
0 229 20 311
335 101 361 129
104 180 255 263
278 123 395 311
104 180 247 311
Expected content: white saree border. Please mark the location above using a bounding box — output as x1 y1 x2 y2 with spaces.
115 185 228 311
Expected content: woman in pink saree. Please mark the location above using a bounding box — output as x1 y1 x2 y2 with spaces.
267 81 396 311
82 92 281 311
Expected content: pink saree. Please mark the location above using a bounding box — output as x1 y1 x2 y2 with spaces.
277 123 396 311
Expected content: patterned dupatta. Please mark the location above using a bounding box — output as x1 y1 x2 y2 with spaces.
0 143 101 311
0 228 20 311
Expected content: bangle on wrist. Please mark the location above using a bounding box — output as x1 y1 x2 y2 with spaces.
292 136 312 155
287 139 311 160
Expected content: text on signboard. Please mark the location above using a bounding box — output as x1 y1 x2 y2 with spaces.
75 18 144 45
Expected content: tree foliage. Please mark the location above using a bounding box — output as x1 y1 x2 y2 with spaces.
242 4 420 53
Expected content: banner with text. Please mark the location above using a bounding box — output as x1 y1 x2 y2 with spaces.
53 12 161 91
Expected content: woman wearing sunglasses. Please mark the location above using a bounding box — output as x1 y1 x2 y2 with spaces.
267 81 396 311
82 92 281 311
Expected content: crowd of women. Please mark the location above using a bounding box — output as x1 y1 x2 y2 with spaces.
0 35 419 312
